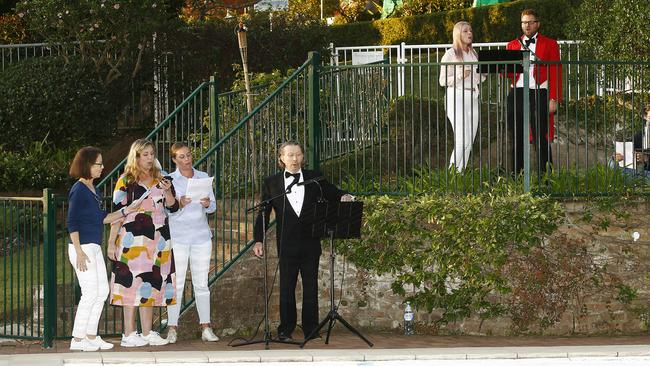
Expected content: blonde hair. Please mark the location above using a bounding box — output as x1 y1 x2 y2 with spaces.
451 21 476 61
123 139 162 184
277 141 304 169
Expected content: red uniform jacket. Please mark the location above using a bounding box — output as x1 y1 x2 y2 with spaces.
506 34 562 140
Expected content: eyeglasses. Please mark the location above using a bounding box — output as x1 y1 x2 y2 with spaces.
93 163 104 167
521 21 539 25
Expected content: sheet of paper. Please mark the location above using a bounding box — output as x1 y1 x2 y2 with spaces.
185 177 214 202
615 141 635 169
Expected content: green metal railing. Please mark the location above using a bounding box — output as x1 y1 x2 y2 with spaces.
197 53 318 252
0 196 44 341
0 78 273 346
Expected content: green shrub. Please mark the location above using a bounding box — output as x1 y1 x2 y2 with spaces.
337 187 608 332
0 56 113 151
0 138 73 193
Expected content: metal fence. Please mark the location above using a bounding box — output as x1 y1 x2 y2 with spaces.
0 192 121 346
330 41 583 99
0 196 45 341
319 56 650 196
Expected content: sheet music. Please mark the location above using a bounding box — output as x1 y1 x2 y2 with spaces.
185 177 214 201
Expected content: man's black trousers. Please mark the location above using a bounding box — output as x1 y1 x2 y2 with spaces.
278 255 320 338
506 87 552 174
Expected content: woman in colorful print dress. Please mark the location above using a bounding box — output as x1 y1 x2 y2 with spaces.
107 139 179 347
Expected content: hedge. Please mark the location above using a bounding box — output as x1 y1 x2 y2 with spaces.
0 56 113 151
327 0 583 46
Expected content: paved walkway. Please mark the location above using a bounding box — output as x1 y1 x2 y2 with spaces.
2 332 650 365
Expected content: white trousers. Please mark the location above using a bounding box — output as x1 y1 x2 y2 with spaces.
67 244 109 339
446 88 480 172
167 240 212 326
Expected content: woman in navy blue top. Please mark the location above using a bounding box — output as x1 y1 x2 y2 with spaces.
67 146 139 352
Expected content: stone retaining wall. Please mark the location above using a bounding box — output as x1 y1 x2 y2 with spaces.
177 200 650 338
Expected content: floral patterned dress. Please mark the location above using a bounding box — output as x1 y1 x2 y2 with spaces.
109 175 178 307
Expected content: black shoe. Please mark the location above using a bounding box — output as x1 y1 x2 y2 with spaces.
277 333 293 342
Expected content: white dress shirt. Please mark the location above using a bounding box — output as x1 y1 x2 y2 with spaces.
284 170 305 217
168 168 217 244
439 48 485 90
515 33 548 90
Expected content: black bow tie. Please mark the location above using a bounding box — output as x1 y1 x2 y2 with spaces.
285 172 300 180
525 37 536 47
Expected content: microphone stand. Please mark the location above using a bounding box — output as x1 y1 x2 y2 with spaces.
231 182 301 349
300 198 372 349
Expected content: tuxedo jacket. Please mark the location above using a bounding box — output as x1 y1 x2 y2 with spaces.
506 34 562 140
253 170 345 259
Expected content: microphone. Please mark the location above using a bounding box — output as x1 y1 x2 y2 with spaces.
518 38 538 60
297 176 325 186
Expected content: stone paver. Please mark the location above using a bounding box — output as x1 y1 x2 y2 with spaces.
1 332 649 364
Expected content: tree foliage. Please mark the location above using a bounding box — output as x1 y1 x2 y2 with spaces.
0 12 28 43
394 0 472 17
15 0 180 85
570 0 650 61
0 0 18 15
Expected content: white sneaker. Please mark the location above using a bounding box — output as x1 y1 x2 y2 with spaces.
142 331 169 346
120 332 148 347
70 338 100 352
166 328 177 344
201 327 219 342
86 335 114 350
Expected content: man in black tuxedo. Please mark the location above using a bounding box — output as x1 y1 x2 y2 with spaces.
252 141 353 342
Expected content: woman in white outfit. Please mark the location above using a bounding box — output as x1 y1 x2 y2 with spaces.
439 21 485 172
67 146 139 351
166 142 219 343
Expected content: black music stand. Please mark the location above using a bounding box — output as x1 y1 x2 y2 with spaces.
300 201 373 348
478 49 524 73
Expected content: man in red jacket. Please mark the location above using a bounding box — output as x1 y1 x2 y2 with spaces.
506 9 562 175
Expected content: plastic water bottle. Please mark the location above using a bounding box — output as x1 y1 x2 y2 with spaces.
404 302 414 335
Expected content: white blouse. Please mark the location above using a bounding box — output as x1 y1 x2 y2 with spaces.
439 48 485 89
168 168 217 245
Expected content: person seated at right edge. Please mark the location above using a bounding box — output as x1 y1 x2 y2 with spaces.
506 9 562 176
611 103 650 178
